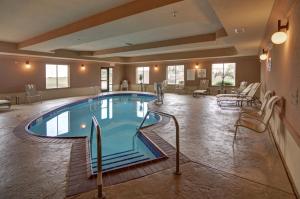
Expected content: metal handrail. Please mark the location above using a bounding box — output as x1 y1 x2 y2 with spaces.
91 116 105 199
137 110 181 175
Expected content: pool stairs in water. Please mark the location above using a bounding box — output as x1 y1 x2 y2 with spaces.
91 149 150 173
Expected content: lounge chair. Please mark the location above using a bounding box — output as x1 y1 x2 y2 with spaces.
231 81 248 94
193 79 210 97
239 90 273 119
234 95 281 139
0 98 11 109
216 83 253 98
25 84 43 103
217 83 261 107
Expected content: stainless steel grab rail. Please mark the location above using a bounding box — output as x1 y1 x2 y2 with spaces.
137 110 181 175
91 116 105 199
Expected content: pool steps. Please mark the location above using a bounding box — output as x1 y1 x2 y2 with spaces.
91 150 150 173
102 152 139 162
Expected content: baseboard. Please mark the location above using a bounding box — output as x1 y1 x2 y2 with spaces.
268 125 300 198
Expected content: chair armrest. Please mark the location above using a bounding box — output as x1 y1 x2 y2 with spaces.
239 115 266 125
240 113 262 120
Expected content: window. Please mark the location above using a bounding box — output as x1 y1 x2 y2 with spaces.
136 67 150 84
46 64 69 89
211 63 236 86
167 65 184 85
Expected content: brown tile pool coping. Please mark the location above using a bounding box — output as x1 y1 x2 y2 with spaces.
13 94 190 197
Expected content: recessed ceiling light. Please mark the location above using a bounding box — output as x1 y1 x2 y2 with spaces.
234 27 246 34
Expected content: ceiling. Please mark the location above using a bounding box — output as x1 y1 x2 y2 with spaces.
0 0 275 63
0 0 134 42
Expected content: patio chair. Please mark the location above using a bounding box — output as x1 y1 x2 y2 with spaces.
239 90 273 119
217 83 261 107
193 79 210 97
0 97 11 109
25 84 43 103
120 80 128 91
234 95 281 139
216 83 253 98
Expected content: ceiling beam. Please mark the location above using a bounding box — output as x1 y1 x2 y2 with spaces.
0 41 122 63
120 47 238 63
18 0 183 49
1 42 237 64
93 32 222 56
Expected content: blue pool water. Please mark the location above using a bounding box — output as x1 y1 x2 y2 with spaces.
27 93 163 173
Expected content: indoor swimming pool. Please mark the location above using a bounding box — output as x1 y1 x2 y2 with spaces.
27 93 165 173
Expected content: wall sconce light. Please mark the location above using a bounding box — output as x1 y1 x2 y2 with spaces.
25 60 31 69
259 49 268 61
154 65 159 71
80 64 86 71
271 20 289 44
195 63 199 69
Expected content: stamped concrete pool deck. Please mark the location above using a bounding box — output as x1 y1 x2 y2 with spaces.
0 94 297 199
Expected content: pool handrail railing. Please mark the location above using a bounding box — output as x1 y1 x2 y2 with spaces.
137 110 181 175
91 115 105 199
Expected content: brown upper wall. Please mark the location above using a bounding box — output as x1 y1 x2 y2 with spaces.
260 0 300 137
0 54 260 94
123 55 260 87
0 55 124 93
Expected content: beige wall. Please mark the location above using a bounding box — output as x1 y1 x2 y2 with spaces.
0 54 125 102
260 0 300 195
123 55 260 93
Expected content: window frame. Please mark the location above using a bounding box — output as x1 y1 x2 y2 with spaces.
166 64 185 85
136 66 150 84
45 64 70 89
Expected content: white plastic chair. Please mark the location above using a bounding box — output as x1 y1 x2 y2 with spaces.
25 84 42 103
120 80 128 91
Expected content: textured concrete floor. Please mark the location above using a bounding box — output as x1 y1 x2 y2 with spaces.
0 94 296 199
0 97 86 199
71 163 295 199
149 94 293 193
